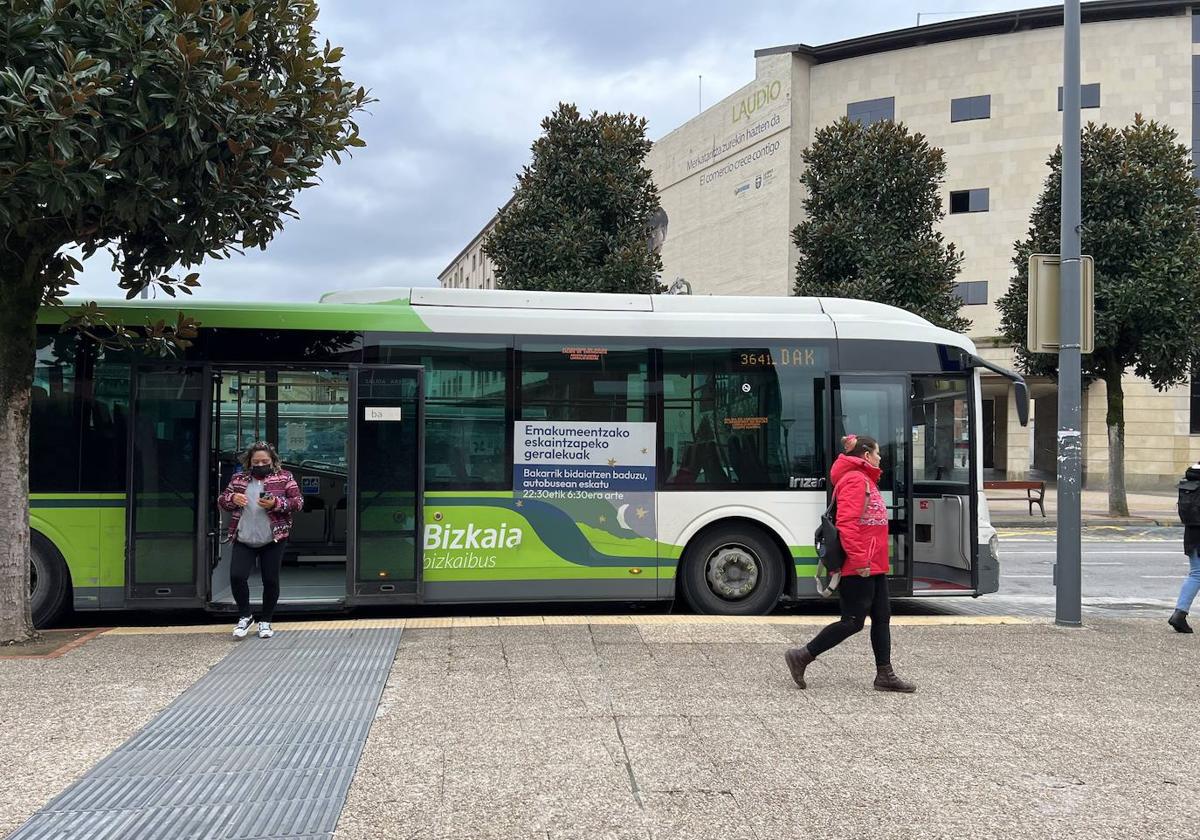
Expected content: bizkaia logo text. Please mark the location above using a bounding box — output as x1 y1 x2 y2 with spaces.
422 522 524 570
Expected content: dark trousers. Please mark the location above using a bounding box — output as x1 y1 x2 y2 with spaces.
230 540 286 622
805 573 892 666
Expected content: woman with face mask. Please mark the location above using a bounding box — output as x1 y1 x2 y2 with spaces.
217 442 304 639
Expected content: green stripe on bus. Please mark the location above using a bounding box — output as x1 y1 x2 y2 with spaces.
424 567 659 582
41 300 431 333
31 497 126 508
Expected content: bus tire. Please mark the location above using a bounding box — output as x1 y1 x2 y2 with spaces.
679 525 785 616
30 533 71 629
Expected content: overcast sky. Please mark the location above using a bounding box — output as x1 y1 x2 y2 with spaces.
71 0 1037 302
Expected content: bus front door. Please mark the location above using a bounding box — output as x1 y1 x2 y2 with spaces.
829 374 914 596
125 365 210 606
909 374 978 594
346 365 424 604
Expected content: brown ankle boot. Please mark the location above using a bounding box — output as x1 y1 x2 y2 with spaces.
1169 610 1194 634
784 647 815 689
873 664 916 693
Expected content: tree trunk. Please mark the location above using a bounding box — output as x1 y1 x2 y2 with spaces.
1103 362 1129 518
0 273 41 643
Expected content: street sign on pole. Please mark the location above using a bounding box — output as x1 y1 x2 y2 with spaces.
1027 253 1094 355
1056 0 1084 629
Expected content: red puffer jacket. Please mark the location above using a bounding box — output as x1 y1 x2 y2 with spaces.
830 454 890 577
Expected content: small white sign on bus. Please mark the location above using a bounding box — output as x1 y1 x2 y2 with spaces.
365 406 402 422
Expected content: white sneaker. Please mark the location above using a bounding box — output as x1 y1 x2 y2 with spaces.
232 616 253 639
257 621 275 639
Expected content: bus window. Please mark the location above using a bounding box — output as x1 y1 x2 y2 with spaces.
217 370 349 471
374 344 509 488
912 376 971 485
519 344 648 423
80 351 130 491
661 346 826 488
30 332 80 492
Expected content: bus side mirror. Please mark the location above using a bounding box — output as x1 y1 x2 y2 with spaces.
963 352 1029 428
1014 380 1029 427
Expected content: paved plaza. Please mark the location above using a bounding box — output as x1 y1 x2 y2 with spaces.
2 612 1195 840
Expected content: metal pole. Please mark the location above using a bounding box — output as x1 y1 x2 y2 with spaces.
1056 0 1083 628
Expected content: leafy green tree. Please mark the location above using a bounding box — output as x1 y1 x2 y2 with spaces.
792 117 969 332
996 117 1200 516
484 103 664 293
0 0 370 642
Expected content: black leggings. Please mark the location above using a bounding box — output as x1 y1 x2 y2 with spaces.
230 540 286 622
805 573 892 666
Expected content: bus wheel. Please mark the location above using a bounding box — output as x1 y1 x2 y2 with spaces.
30 534 70 629
680 526 785 616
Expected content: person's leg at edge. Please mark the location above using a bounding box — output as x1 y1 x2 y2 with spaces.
229 542 255 638
785 575 872 688
868 573 892 666
258 540 286 624
1169 550 1200 633
871 575 915 693
230 542 255 616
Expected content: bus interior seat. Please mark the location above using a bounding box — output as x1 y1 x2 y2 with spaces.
730 435 768 483
332 497 347 543
693 440 727 483
447 446 469 481
289 495 327 545
668 443 696 484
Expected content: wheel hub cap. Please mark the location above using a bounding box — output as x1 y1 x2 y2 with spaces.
705 545 760 600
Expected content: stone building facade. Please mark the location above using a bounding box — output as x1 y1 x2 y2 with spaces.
445 1 1200 489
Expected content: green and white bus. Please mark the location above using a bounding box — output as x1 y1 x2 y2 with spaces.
28 287 1027 626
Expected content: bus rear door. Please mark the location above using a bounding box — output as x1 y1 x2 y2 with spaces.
346 365 424 604
828 374 914 596
909 374 978 594
124 365 210 607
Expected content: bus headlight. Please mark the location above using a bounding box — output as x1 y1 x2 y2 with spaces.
989 533 1000 564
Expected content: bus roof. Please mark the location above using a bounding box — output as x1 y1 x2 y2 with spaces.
43 287 975 352
319 287 976 352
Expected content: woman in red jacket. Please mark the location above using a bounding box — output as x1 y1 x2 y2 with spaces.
784 434 916 692
217 442 303 640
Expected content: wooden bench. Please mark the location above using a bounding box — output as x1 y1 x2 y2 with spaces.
984 480 1046 517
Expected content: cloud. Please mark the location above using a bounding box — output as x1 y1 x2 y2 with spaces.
70 0 1035 303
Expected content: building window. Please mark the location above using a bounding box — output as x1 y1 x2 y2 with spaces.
950 94 991 122
1057 83 1101 110
949 189 989 214
1193 57 1200 172
847 97 894 126
1192 366 1200 434
1193 7 1200 43
952 281 988 305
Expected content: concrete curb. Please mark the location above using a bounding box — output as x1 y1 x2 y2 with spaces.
102 613 1038 635
993 517 1177 528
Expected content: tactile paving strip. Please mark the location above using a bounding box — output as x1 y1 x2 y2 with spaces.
8 628 401 840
